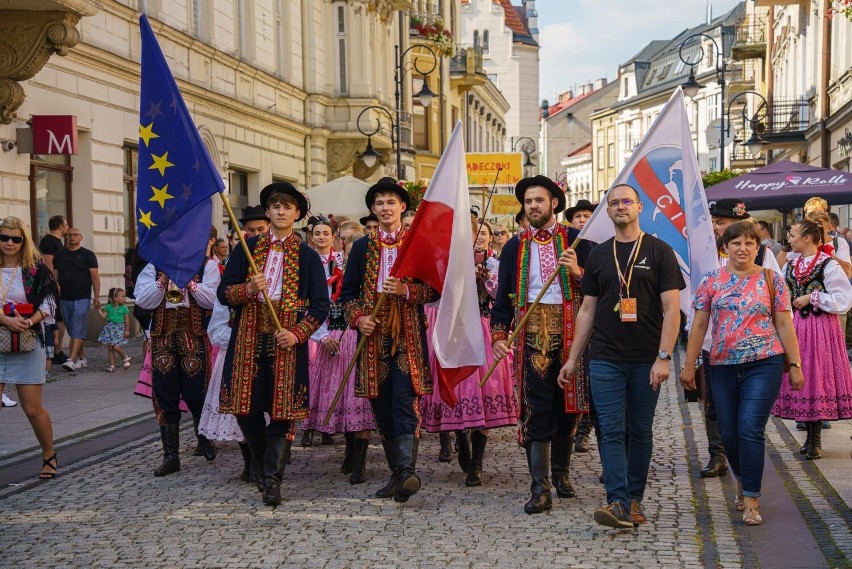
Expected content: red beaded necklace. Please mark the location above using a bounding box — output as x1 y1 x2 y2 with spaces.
793 251 821 284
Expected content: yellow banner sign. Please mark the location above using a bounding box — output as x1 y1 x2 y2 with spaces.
489 194 521 215
466 153 523 187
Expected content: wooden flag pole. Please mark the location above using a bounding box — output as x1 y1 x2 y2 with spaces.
220 193 283 333
479 236 581 387
323 292 388 425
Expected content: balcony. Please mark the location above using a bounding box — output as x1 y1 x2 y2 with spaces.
754 0 805 6
726 59 759 97
398 111 414 153
732 17 767 60
450 45 487 91
410 0 442 27
729 145 765 170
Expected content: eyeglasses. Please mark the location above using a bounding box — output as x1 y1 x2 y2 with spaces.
607 199 639 208
492 231 508 236
0 235 24 244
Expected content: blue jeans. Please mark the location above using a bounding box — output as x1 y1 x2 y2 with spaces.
60 299 90 339
710 355 783 498
590 360 661 509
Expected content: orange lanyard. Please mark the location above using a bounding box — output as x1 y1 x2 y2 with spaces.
613 232 644 299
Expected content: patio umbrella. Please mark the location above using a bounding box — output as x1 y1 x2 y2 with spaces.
305 176 371 219
705 161 852 211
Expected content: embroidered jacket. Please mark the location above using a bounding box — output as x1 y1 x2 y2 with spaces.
340 231 438 399
217 232 329 420
490 224 593 412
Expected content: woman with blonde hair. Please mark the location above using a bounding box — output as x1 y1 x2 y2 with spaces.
0 216 59 479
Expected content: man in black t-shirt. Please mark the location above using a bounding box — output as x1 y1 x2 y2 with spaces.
38 215 69 364
559 184 684 529
54 228 101 370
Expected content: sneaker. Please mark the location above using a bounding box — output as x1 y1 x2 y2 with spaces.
629 499 647 524
77 359 88 368
1 394 17 407
62 360 79 371
594 502 636 529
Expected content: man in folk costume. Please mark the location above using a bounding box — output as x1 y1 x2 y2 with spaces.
218 182 329 506
134 252 221 476
340 177 438 503
492 175 593 514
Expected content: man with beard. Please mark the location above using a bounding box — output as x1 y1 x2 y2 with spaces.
341 177 437 503
491 175 593 514
559 183 683 528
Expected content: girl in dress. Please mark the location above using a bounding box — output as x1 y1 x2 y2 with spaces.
97 288 131 372
773 219 852 459
420 219 519 486
302 218 376 483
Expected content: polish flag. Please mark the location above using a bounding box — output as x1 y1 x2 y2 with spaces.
393 121 485 407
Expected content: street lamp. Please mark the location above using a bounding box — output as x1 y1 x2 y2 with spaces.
393 43 438 178
726 91 770 158
678 32 729 169
356 106 394 170
512 136 537 172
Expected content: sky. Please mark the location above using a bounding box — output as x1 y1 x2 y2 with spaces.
536 0 742 103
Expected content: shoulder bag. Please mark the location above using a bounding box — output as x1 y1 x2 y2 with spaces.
763 268 790 372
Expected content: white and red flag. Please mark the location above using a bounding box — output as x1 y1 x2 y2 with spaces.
393 121 485 407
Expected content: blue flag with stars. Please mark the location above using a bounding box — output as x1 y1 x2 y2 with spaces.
136 15 223 288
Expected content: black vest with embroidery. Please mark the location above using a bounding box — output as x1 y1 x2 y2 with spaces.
784 257 830 318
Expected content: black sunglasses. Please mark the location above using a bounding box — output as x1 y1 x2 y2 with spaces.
492 231 508 236
0 235 24 244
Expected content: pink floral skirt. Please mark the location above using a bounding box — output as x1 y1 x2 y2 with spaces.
420 307 518 432
773 312 852 421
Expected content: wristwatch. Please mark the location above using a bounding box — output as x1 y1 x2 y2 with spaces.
657 350 672 361
789 361 802 368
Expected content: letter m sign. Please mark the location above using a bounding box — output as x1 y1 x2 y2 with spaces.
32 115 78 155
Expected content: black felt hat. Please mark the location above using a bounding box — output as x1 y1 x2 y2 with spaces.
359 213 379 226
514 175 566 214
259 181 309 221
239 204 269 224
515 208 526 225
364 177 410 210
709 198 749 220
565 199 597 220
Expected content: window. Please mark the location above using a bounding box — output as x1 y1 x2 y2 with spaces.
473 30 479 48
412 75 430 151
230 170 248 197
334 3 348 96
708 93 720 121
487 73 498 86
30 154 72 242
482 30 490 54
122 145 139 252
597 146 604 170
275 0 288 79
236 1 254 61
709 157 718 172
622 78 628 97
607 143 615 167
192 0 212 41
228 170 249 225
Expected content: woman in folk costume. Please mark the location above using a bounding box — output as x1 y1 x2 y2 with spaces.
420 218 519 486
773 219 852 459
302 216 376 484
218 182 329 506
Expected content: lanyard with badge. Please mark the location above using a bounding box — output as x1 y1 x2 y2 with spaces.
613 232 644 322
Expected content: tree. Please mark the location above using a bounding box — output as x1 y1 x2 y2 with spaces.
703 169 743 188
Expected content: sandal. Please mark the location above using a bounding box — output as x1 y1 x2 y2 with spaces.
39 454 58 480
743 508 762 526
735 494 744 511
122 356 132 369
105 365 116 372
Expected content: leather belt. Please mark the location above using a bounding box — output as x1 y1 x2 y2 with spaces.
255 300 282 334
524 304 563 335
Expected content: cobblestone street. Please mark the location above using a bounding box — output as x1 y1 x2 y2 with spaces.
1 356 850 568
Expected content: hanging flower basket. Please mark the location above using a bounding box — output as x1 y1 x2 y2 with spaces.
409 17 455 57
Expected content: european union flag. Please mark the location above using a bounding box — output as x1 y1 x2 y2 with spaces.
136 15 224 287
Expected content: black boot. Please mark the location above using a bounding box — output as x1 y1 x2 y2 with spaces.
465 431 487 487
242 432 267 491
394 435 421 503
301 429 314 448
551 437 575 498
438 432 452 462
806 421 823 460
238 442 252 482
341 432 356 474
154 424 181 477
375 438 397 498
262 437 292 506
349 438 369 485
524 441 552 514
191 416 216 461
700 419 728 477
574 415 591 453
321 432 335 445
800 421 812 455
455 430 471 473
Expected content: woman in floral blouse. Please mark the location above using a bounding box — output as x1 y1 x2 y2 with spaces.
681 221 803 526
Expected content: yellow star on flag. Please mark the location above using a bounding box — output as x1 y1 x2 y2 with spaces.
139 122 159 147
149 151 174 176
149 184 174 208
139 209 156 229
